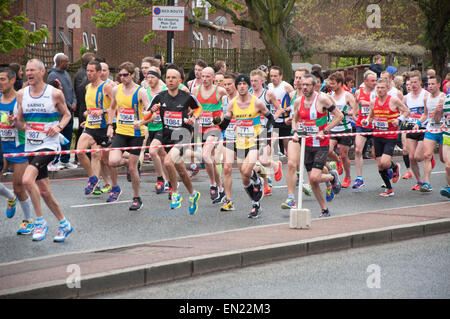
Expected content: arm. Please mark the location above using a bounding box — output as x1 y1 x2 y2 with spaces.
345 92 357 117
107 86 118 138
392 97 410 128
352 89 360 122
134 88 152 129
48 89 71 137
362 100 375 127
291 98 301 142
267 90 282 119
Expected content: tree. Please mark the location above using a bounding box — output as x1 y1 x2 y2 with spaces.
0 0 50 53
82 0 298 80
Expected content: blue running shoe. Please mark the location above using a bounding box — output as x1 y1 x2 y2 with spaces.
281 197 296 209
85 175 99 195
6 195 17 218
420 182 432 192
188 191 201 215
352 178 365 189
17 220 35 235
106 186 122 202
32 222 49 241
326 187 335 202
53 224 73 243
440 186 450 198
170 192 182 210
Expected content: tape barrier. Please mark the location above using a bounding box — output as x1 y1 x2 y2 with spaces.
2 128 448 158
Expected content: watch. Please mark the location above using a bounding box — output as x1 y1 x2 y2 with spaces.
57 124 64 130
323 128 329 135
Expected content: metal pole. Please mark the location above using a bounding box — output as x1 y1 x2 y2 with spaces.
297 136 306 209
167 0 175 63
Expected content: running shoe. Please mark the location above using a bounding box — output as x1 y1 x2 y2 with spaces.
440 186 450 198
319 209 331 218
263 185 272 196
330 170 341 195
267 177 273 188
411 182 423 191
53 224 73 243
274 161 283 181
6 195 17 219
329 161 337 171
220 200 235 211
188 191 201 215
380 189 394 197
32 222 48 241
341 177 352 188
325 187 335 202
188 165 200 177
352 178 365 189
402 171 413 179
302 184 312 196
255 162 267 178
392 163 401 183
210 185 219 201
170 192 182 210
212 190 225 204
419 182 432 193
106 186 122 202
129 197 143 211
281 197 296 209
248 203 261 219
336 159 343 175
431 156 435 169
155 181 165 194
85 175 99 195
93 184 111 195
253 177 264 202
17 220 35 235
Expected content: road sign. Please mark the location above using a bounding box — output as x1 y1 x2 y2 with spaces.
152 6 185 32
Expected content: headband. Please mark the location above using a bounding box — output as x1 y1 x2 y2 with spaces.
147 71 161 79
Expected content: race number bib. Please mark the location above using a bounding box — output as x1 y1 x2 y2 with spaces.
87 108 103 126
199 111 213 127
236 120 255 138
374 119 388 131
164 111 182 127
302 119 319 135
360 105 370 117
446 114 450 127
0 122 16 142
118 108 135 125
26 122 45 145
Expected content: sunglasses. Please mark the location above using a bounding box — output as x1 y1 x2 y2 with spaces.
118 73 130 77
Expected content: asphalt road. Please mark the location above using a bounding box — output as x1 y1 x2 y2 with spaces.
93 233 450 299
1 157 448 264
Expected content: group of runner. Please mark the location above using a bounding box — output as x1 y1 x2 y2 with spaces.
0 57 449 243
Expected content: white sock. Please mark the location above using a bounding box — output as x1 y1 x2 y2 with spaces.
0 183 14 199
19 197 33 221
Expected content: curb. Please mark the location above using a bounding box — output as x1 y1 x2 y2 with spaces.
1 218 449 299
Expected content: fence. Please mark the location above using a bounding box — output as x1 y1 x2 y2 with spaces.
25 42 64 68
153 45 271 74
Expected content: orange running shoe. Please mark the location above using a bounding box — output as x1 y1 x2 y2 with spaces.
380 189 394 197
274 161 283 181
264 185 272 196
402 171 412 179
341 177 351 188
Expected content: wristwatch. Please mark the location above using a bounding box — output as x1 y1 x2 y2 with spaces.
323 128 329 135
57 124 64 130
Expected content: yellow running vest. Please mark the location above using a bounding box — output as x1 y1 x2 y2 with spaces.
85 81 111 129
115 84 145 137
233 95 261 149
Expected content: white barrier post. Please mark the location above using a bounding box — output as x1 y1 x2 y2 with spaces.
289 136 311 229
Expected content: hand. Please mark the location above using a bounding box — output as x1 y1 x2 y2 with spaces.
80 121 86 128
184 117 195 126
285 117 292 126
413 124 419 130
107 125 114 138
151 103 161 113
133 120 143 130
393 119 400 128
47 125 60 137
316 130 325 140
292 133 299 142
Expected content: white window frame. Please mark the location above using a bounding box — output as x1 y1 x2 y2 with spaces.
90 34 97 51
197 32 203 49
82 32 89 49
207 34 211 48
41 24 48 47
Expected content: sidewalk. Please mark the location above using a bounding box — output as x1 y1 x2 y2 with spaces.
0 202 448 298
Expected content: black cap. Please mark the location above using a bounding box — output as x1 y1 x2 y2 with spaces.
235 74 251 87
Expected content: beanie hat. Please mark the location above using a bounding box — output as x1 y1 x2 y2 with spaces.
235 74 251 87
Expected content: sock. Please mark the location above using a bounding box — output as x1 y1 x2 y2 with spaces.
251 169 258 182
0 183 14 199
288 194 295 199
190 163 197 170
356 176 363 181
403 154 410 169
379 169 392 189
35 217 45 225
244 182 255 200
59 218 70 229
19 197 33 221
157 176 164 182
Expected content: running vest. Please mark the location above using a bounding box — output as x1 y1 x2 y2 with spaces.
85 81 110 129
146 87 163 132
268 81 290 124
115 84 145 137
0 93 24 146
223 95 237 141
189 78 201 93
250 88 273 132
443 94 450 138
233 95 261 150
21 84 60 152
405 89 426 127
196 85 222 133
425 92 445 131
356 87 376 128
330 91 352 132
297 93 329 147
372 95 399 139
387 87 399 98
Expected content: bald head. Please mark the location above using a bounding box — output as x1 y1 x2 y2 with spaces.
201 67 215 87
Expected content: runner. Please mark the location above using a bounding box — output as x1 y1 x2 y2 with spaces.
402 73 430 191
352 70 377 189
438 93 450 198
363 78 410 197
106 61 151 211
76 60 115 197
268 66 294 156
192 67 227 203
414 75 446 192
0 67 34 235
249 69 283 196
10 59 73 242
220 73 238 211
217 74 275 218
282 74 343 217
327 72 357 188
148 64 202 213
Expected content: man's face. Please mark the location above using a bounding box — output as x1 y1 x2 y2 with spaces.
376 82 388 97
250 75 263 90
118 68 133 85
365 74 377 90
86 64 101 83
59 56 69 70
100 64 110 81
301 78 315 97
165 69 181 90
25 61 45 85
141 62 151 77
410 76 421 92
214 73 224 87
237 82 250 96
294 71 305 89
427 78 439 94
328 79 341 92
270 69 282 86
194 65 204 79
146 72 160 88
223 78 235 95
0 72 14 94
380 73 391 85
201 69 214 87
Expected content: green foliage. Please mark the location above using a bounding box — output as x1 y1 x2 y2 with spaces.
0 0 50 53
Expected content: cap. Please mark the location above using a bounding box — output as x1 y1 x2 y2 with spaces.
235 74 251 87
385 66 397 76
257 65 268 72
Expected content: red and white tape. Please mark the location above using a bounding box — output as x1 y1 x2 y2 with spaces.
3 128 447 158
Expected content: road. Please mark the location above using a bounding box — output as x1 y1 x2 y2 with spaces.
0 157 448 264
93 233 450 299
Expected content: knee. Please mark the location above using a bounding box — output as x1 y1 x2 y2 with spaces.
39 186 51 199
423 151 433 161
223 164 232 176
287 160 297 172
309 174 321 185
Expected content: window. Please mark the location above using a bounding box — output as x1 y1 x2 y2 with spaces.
30 22 36 32
197 32 203 49
212 35 217 48
41 24 48 47
207 34 211 48
91 34 97 51
82 32 89 49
